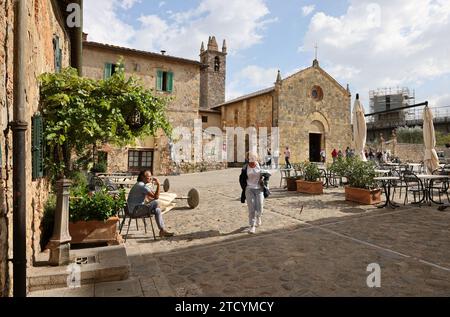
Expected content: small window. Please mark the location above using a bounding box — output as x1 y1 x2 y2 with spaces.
214 56 220 72
104 63 119 79
311 85 323 101
156 70 174 92
202 116 208 123
128 150 154 172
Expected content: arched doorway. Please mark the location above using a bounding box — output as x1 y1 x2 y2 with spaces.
309 120 325 162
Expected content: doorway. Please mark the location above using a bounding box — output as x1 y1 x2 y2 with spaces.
309 133 322 162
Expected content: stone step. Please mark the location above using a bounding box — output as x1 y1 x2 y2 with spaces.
28 245 130 292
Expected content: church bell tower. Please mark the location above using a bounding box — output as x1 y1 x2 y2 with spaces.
200 36 227 109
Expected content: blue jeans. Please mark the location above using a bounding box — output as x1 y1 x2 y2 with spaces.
132 200 165 230
246 187 264 227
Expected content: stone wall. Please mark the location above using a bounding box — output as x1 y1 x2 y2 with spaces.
279 65 352 163
0 0 71 296
383 142 450 163
83 45 201 175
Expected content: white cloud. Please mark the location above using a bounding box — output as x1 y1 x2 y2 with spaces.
429 93 450 108
227 65 278 100
302 5 315 17
121 0 141 10
159 2 166 8
84 0 136 46
302 0 450 109
133 0 274 59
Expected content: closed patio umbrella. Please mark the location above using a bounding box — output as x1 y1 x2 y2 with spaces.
352 94 367 161
423 105 439 174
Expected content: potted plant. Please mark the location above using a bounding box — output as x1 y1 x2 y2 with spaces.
284 163 304 191
69 187 126 245
296 162 323 194
330 157 381 205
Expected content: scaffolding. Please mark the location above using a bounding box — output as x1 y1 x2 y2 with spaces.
369 87 415 124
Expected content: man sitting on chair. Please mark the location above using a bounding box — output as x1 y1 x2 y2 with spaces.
127 170 174 238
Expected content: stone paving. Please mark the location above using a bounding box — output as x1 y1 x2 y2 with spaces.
29 168 450 296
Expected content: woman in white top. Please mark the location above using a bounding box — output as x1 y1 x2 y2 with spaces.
239 152 271 234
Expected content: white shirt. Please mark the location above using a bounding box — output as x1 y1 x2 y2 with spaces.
247 164 262 189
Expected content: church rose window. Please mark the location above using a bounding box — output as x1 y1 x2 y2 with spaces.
311 85 323 101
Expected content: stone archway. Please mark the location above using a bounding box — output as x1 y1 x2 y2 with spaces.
307 112 330 162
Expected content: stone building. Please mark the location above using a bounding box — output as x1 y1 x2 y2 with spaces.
82 35 227 175
0 0 81 296
211 59 352 164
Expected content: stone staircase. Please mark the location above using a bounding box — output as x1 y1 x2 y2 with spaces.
28 245 130 292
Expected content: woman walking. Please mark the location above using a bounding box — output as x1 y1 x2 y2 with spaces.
239 152 271 234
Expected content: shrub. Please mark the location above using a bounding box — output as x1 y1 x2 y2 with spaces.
69 188 126 222
303 162 321 182
330 157 377 189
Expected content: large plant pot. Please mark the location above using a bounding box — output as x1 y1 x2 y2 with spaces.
69 216 121 245
296 180 323 195
286 177 301 191
345 187 381 205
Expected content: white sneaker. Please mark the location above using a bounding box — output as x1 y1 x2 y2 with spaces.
248 226 256 234
256 217 262 227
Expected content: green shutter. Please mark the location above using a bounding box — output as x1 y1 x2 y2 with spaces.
104 63 113 79
32 113 44 180
53 36 61 73
156 70 163 91
57 48 62 72
167 72 174 92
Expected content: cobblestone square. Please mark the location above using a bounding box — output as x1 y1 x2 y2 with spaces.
32 168 450 297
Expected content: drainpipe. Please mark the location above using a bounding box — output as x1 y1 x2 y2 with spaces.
12 0 28 297
70 0 83 75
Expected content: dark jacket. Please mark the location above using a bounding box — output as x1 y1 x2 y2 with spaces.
239 164 271 203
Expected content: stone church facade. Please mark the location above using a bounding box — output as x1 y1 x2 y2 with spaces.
212 60 352 164
82 36 227 175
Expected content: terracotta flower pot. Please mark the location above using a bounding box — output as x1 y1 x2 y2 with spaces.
344 186 381 205
286 177 301 191
69 216 120 245
296 180 323 195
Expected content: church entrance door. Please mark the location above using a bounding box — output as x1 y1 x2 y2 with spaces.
309 133 322 162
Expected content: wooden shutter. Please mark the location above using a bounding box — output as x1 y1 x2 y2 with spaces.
156 70 163 91
104 63 113 79
32 113 44 180
167 72 174 92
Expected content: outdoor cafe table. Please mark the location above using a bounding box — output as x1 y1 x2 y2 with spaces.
415 174 450 205
112 179 136 188
374 176 400 209
375 169 390 175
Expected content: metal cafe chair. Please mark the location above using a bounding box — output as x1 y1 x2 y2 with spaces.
119 203 157 242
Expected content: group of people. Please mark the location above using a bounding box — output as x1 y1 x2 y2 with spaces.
262 146 293 169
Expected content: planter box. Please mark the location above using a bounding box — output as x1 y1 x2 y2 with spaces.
296 180 323 195
286 177 302 191
69 216 121 245
345 187 381 205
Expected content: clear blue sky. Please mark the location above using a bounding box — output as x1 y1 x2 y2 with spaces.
84 0 450 112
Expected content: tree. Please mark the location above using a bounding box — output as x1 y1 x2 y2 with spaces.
39 66 172 180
